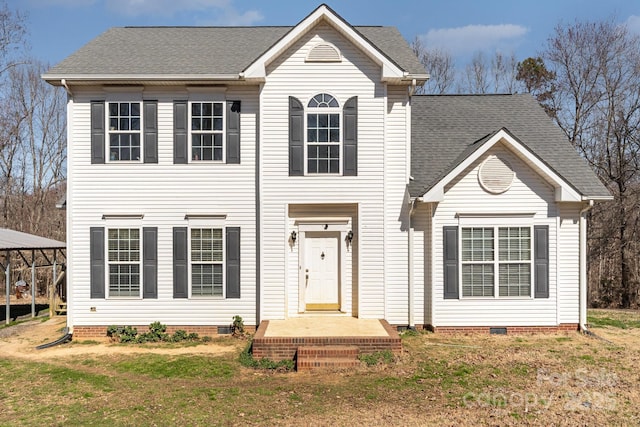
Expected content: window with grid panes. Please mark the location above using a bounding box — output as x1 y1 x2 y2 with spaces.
191 102 224 161
107 228 140 297
190 228 224 296
307 93 340 174
460 226 532 297
108 102 141 161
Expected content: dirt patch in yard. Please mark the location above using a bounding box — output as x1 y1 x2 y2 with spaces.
1 310 640 426
0 316 242 361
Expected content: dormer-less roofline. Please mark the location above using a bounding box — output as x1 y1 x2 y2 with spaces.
420 128 608 203
242 4 420 82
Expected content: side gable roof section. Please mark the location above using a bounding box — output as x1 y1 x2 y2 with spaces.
244 4 425 82
42 4 427 86
420 128 584 203
410 94 612 202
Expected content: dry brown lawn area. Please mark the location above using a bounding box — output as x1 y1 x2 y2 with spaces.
0 310 639 426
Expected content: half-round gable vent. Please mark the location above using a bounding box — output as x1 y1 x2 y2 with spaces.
306 43 342 62
478 155 515 194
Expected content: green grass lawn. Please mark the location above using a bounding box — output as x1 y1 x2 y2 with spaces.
1 310 639 426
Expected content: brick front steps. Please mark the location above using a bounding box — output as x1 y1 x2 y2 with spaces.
296 345 360 372
251 319 402 367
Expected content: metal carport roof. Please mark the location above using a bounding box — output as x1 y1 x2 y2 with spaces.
0 228 66 324
0 228 65 251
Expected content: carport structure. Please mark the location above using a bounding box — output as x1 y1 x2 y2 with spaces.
0 228 66 324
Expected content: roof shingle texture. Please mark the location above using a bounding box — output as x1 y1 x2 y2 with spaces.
45 26 425 76
410 94 611 199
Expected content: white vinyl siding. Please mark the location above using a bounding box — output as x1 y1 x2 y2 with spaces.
557 204 581 324
261 22 408 320
431 145 560 327
66 87 257 328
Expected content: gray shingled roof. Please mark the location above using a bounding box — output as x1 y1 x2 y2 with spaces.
45 26 425 77
410 94 611 199
0 228 65 251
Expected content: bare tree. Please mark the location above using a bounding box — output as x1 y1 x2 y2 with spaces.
460 52 490 94
8 60 66 236
411 37 456 94
543 18 640 307
491 51 519 93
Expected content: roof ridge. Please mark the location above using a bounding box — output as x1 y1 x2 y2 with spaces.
121 25 386 29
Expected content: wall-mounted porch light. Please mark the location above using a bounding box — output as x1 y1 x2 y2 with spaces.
347 230 354 244
290 230 297 244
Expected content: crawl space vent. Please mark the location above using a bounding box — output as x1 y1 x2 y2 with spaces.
478 155 515 194
306 43 341 62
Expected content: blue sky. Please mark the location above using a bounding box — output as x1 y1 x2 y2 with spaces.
11 0 640 67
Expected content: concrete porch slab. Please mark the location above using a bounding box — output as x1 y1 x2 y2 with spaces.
252 318 402 361
263 317 389 337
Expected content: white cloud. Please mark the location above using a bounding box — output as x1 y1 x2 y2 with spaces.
25 0 97 6
106 0 228 17
418 24 529 57
104 0 262 25
625 15 640 35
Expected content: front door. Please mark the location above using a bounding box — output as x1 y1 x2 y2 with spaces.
304 233 339 311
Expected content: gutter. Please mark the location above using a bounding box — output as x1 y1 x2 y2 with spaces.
579 200 594 332
407 197 422 329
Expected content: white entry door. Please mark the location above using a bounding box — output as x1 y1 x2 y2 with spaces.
304 233 339 310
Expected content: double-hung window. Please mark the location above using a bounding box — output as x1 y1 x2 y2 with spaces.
190 228 224 296
461 226 531 297
107 228 140 297
307 93 340 174
108 102 141 161
191 102 224 161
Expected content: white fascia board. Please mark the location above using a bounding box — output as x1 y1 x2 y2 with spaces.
421 129 583 203
242 4 405 80
41 74 243 85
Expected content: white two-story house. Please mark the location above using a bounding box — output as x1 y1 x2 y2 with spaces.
43 4 610 337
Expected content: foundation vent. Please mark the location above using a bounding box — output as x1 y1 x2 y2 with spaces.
478 155 515 194
306 43 341 62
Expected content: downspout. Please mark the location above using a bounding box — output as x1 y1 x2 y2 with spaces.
408 78 417 97
407 197 419 329
579 200 594 332
61 79 73 97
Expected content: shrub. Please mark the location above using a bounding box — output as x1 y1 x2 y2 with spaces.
359 350 395 366
107 322 201 344
238 341 294 371
231 315 245 337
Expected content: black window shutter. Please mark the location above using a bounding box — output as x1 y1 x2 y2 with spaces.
343 96 358 176
173 101 188 164
143 227 158 299
91 101 105 164
443 226 459 299
289 96 304 176
226 227 241 298
90 227 105 298
144 101 158 163
534 225 549 298
226 100 241 164
173 227 188 298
